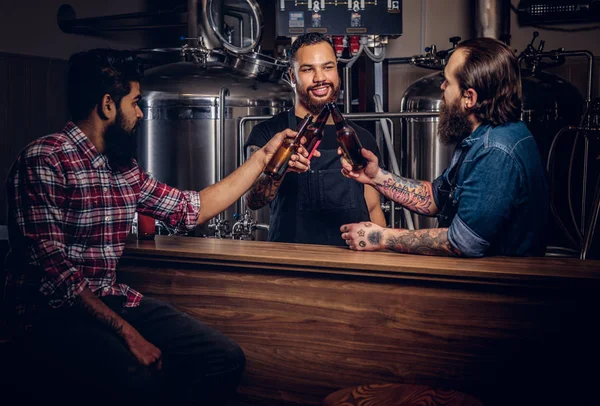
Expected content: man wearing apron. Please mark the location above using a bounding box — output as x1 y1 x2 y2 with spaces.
244 33 385 246
339 38 549 257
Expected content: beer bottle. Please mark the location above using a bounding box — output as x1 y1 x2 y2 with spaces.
328 102 367 171
264 113 313 180
303 106 330 160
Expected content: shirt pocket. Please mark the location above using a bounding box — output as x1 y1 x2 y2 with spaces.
318 169 360 212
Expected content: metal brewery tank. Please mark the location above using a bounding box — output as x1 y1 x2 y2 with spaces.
399 69 583 230
137 59 293 238
400 72 452 229
520 69 583 164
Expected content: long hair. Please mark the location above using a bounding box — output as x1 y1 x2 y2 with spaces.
67 49 142 121
455 38 522 126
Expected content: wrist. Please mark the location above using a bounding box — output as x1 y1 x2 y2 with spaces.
248 147 268 170
379 228 390 250
371 169 386 187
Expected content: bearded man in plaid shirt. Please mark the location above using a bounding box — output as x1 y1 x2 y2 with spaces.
3 49 312 405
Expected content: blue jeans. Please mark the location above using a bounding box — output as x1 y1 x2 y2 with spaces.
25 296 246 405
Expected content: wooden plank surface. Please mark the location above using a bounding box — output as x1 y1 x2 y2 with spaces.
118 236 600 405
123 236 600 285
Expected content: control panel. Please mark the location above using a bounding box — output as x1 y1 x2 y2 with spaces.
276 0 403 37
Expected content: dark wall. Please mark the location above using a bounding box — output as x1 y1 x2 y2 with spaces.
0 53 69 225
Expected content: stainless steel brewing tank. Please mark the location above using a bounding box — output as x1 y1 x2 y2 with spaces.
400 72 453 229
137 61 293 238
520 70 583 163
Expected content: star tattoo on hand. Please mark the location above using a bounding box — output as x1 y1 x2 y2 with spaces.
359 241 366 248
357 229 365 237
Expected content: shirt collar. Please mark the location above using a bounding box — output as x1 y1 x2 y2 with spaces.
62 122 108 169
460 123 490 148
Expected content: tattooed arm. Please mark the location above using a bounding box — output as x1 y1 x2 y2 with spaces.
340 222 463 257
75 288 162 368
244 145 285 210
339 147 439 216
381 228 463 256
372 170 439 216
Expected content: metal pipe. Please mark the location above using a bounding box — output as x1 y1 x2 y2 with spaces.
547 125 600 259
556 50 594 106
343 66 352 114
188 0 199 48
582 174 600 260
474 0 510 41
581 136 589 235
217 86 230 221
374 95 415 231
521 50 594 106
386 57 413 65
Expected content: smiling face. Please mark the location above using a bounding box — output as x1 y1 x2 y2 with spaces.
291 41 341 116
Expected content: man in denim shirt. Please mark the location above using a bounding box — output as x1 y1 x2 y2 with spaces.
339 38 549 257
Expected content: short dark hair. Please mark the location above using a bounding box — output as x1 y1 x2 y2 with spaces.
67 49 142 121
455 38 522 126
289 33 335 67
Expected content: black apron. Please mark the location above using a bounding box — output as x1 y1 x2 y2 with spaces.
268 110 371 246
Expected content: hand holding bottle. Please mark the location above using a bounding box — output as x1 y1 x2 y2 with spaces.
339 147 381 186
264 114 315 180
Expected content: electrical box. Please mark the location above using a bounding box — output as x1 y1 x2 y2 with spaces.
517 0 600 24
276 0 402 37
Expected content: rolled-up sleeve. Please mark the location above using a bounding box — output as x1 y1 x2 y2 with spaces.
10 155 88 307
448 147 522 257
137 171 201 234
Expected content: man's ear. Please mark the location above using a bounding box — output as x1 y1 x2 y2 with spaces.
98 94 115 120
289 68 296 87
463 88 478 110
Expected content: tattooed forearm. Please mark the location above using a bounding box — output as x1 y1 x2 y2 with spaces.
75 291 125 337
384 228 463 257
244 145 284 210
374 172 437 215
245 173 283 209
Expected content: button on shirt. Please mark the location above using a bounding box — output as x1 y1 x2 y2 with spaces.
432 122 549 257
4 122 201 331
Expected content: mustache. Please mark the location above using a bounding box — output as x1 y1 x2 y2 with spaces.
308 82 333 91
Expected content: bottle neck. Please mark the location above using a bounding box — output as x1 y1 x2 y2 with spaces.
329 104 347 129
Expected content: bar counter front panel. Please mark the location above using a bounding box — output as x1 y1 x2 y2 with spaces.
117 236 600 405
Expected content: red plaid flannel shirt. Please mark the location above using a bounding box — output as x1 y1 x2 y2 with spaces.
3 122 201 333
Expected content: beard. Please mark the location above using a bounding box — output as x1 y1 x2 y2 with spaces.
438 97 473 146
104 109 138 170
297 80 341 116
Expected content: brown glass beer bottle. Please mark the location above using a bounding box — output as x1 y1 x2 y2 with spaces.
264 113 313 180
303 106 330 160
328 102 367 171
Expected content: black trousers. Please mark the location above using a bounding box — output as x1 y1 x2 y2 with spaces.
23 296 246 405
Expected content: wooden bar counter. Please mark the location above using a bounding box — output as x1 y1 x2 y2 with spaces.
118 236 600 405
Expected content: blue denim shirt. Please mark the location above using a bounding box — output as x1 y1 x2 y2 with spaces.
432 122 549 257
